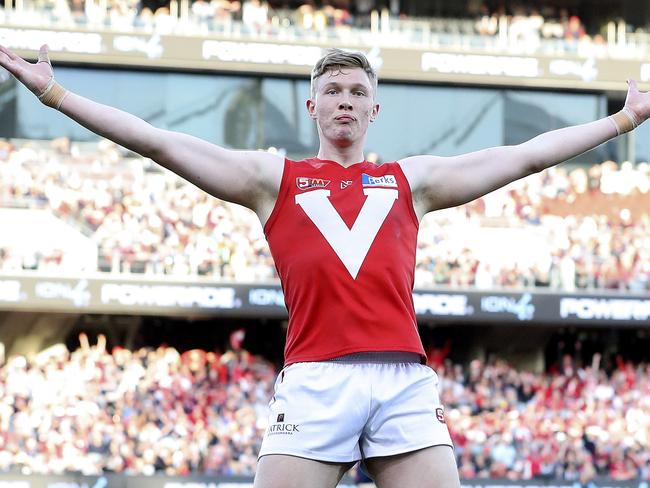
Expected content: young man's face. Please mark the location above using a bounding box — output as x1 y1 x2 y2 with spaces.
307 67 380 147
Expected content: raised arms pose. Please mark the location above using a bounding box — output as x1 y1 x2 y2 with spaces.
1 44 647 221
1 44 647 488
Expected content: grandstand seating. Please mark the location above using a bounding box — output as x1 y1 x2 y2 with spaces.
0 2 648 484
1 0 647 59
1 138 648 291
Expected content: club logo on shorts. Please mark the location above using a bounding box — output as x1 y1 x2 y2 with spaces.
435 407 446 423
277 413 285 422
296 177 331 190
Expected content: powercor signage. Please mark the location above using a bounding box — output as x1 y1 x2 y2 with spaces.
0 273 648 325
2 25 645 90
560 297 650 321
0 27 102 53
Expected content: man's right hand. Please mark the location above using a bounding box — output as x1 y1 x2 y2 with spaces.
0 44 54 97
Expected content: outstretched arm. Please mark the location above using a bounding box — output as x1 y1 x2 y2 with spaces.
0 45 283 221
399 80 649 218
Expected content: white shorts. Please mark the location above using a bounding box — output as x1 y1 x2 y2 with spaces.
258 352 453 462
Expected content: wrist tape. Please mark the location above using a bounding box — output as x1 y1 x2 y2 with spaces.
609 107 640 135
38 77 68 110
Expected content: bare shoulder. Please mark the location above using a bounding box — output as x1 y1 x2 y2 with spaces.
151 130 285 212
179 144 285 226
398 155 441 188
245 149 285 186
397 154 459 217
244 150 285 224
161 137 286 224
252 150 285 197
398 155 438 219
397 154 451 194
398 145 530 215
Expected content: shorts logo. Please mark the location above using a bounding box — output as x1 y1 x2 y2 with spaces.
267 422 300 436
435 408 446 423
361 174 397 188
267 412 299 436
297 177 331 190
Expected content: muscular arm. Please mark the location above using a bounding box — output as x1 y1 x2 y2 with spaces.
58 93 283 214
400 81 649 219
0 45 283 220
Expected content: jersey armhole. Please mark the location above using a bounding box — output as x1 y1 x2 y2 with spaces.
393 162 420 229
263 157 291 236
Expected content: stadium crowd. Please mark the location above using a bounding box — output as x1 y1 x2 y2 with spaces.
0 333 275 476
0 334 647 480
0 0 629 57
437 354 650 481
1 138 649 291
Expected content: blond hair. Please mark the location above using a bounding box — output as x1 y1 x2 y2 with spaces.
310 48 377 99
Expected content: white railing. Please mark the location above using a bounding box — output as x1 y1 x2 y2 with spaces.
0 2 648 60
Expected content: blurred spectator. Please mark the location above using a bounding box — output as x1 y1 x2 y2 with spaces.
242 0 268 32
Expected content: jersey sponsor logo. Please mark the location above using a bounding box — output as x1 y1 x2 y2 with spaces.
361 173 397 188
295 188 398 279
340 180 353 189
296 177 331 190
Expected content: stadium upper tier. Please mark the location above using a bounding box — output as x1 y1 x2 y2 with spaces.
1 0 649 59
0 138 648 292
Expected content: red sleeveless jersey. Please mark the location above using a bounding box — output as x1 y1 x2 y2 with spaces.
264 157 425 366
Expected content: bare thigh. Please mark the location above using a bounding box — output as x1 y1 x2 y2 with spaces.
254 454 355 488
364 445 460 488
